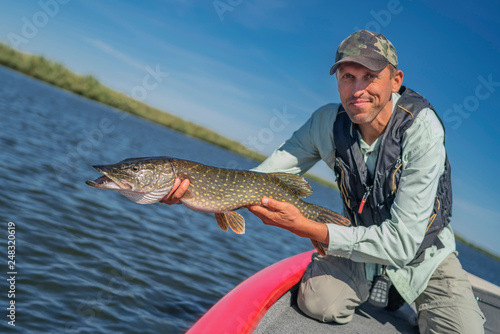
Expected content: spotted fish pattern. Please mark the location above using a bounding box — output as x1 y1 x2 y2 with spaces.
86 156 351 255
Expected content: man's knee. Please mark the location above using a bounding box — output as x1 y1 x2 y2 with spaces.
297 255 370 324
297 280 357 323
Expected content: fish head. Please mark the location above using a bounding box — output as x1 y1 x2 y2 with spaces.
86 157 177 204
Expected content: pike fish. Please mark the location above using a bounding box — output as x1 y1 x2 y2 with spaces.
86 156 350 255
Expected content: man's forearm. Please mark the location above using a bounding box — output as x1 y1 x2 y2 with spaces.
290 217 330 245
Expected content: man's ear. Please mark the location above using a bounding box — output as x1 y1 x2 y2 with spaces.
392 70 404 92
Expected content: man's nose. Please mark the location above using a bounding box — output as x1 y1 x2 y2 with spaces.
352 79 368 97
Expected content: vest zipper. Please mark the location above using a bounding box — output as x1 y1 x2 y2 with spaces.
358 185 373 214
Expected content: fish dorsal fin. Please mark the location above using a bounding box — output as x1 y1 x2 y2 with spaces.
269 173 313 198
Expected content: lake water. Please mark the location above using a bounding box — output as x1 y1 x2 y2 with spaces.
1 65 499 333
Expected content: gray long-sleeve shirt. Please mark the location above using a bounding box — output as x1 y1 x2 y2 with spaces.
253 92 456 303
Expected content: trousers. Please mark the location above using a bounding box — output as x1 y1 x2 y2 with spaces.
297 252 485 333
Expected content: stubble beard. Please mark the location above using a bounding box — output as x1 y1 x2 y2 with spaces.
345 95 392 125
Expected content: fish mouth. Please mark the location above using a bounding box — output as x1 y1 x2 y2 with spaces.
86 167 133 190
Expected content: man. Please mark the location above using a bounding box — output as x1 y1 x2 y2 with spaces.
162 30 485 333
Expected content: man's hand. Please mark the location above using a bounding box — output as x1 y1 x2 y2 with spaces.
160 178 190 205
247 197 302 229
247 197 329 244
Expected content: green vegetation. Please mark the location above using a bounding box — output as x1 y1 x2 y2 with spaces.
0 42 266 160
0 42 334 187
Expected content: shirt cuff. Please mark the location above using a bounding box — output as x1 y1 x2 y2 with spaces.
326 223 355 258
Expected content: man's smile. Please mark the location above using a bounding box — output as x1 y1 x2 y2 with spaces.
351 100 372 108
348 97 374 110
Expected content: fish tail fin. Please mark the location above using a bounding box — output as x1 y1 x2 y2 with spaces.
214 212 245 234
308 204 351 256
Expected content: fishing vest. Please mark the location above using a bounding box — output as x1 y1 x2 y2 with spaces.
333 86 452 264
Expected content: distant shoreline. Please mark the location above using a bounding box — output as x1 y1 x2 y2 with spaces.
0 42 335 188
455 234 500 262
1 43 498 261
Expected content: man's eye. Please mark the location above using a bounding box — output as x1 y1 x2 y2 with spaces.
368 74 377 79
343 74 353 79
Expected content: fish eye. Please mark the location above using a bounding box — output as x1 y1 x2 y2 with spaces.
132 165 140 172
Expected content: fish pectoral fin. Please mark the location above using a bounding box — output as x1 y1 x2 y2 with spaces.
215 213 229 231
219 211 245 234
310 239 327 256
269 172 313 198
182 189 194 199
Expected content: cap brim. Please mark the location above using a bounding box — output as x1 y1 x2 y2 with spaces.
329 56 389 75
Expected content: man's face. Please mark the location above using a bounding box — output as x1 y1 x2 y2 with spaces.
337 62 402 125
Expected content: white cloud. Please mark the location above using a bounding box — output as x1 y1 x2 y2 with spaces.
83 38 146 71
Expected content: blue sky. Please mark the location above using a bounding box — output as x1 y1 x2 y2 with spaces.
1 0 499 255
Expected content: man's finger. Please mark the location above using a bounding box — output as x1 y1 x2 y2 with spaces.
247 204 269 216
160 178 189 204
174 179 190 200
261 197 290 211
170 178 182 194
160 178 180 203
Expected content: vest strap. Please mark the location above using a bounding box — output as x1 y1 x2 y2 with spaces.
333 86 452 265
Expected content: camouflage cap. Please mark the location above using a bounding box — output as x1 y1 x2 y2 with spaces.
329 30 398 75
